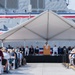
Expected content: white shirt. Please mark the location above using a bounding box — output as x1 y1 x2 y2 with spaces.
20 53 23 60
25 47 29 55
53 47 58 52
3 52 10 59
71 48 75 53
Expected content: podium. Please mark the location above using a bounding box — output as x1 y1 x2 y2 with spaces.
43 45 50 55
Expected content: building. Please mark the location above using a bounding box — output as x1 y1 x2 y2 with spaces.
0 0 70 13
0 0 75 47
0 0 75 32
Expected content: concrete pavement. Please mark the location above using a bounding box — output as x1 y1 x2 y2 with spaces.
2 63 75 75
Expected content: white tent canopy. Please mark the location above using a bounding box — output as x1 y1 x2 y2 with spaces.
0 10 75 42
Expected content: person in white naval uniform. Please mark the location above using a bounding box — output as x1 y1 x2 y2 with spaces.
53 45 58 55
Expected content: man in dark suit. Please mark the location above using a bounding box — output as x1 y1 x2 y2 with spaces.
29 45 34 55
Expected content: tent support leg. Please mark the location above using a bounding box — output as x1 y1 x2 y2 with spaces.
1 40 4 47
46 40 48 43
24 40 26 48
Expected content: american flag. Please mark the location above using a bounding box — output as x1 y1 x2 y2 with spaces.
39 48 53 55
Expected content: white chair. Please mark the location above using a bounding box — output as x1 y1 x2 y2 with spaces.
11 56 15 69
7 59 10 71
12 59 15 69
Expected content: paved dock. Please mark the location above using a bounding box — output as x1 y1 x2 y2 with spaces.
3 63 75 75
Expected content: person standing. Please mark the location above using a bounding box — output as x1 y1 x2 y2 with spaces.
25 46 29 56
53 45 58 55
29 45 34 55
58 46 63 55
43 42 51 55
35 46 39 55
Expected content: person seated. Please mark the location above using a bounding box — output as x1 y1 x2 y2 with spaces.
16 49 20 68
10 49 16 69
19 51 23 66
0 47 8 73
19 46 25 57
2 48 11 72
7 45 13 49
69 47 75 66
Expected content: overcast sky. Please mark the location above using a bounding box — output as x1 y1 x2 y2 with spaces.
68 0 75 10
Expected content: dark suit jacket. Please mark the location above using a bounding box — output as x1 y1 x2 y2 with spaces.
29 48 34 54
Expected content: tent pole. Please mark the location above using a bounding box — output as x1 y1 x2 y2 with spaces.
47 9 49 40
1 40 4 47
46 39 48 43
24 40 26 48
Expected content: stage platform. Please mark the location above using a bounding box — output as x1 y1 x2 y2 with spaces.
25 55 66 63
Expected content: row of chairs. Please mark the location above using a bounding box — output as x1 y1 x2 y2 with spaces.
0 56 16 74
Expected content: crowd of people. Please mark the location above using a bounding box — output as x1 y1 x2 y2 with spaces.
0 45 40 74
0 44 75 73
0 45 26 74
52 45 75 66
